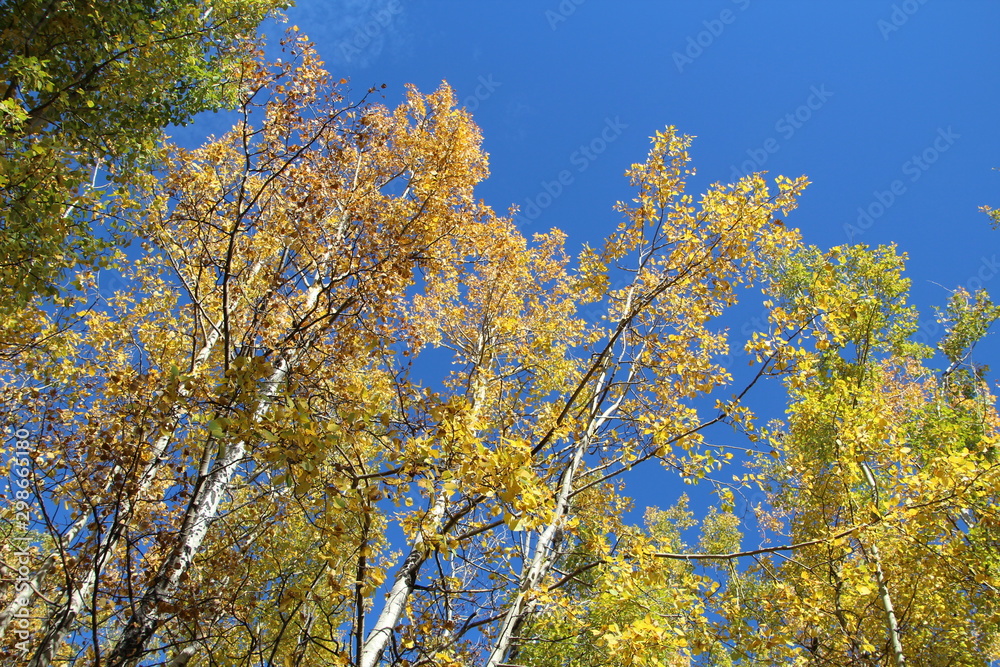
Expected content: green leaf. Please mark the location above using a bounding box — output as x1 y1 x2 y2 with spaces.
206 420 223 437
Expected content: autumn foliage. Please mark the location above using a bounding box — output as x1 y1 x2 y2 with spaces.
2 16 1000 667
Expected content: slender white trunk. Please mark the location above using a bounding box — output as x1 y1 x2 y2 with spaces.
103 356 291 667
487 362 624 667
358 492 447 667
359 339 494 667
870 540 905 667
102 267 338 666
0 512 86 635
486 439 587 667
166 644 197 667
26 330 222 667
859 462 905 667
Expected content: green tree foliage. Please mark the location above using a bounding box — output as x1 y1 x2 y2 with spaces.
0 0 286 322
719 245 1000 666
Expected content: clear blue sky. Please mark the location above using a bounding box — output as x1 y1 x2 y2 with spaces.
183 1 1000 525
269 0 1000 315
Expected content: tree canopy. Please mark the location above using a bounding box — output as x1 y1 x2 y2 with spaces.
0 0 286 334
2 14 1000 667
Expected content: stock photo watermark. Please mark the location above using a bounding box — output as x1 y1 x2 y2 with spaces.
545 0 586 30
878 0 931 40
6 426 34 656
337 0 403 63
462 74 501 113
513 116 628 226
907 254 1000 351
844 126 959 241
960 254 1000 297
729 84 834 182
672 0 752 73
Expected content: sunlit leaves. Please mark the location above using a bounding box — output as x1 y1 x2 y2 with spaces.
735 243 1000 666
0 0 286 327
5 12 999 665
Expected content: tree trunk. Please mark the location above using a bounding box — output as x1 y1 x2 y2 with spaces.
859 462 905 667
26 329 221 667
487 361 624 666
102 356 291 667
101 268 348 666
486 430 591 667
358 493 447 667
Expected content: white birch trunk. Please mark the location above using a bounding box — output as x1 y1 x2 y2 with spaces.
860 462 905 667
166 644 197 667
486 361 625 667
26 330 221 667
101 266 338 666
102 355 291 667
871 540 906 667
359 335 492 667
485 439 588 667
358 493 447 667
0 512 86 636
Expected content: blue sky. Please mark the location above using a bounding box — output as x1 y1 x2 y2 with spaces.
176 1 1000 525
248 1 1000 322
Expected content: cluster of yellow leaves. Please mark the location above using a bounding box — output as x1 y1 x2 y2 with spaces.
725 243 1000 666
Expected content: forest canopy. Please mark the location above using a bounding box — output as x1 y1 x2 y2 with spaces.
2 5 1000 667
